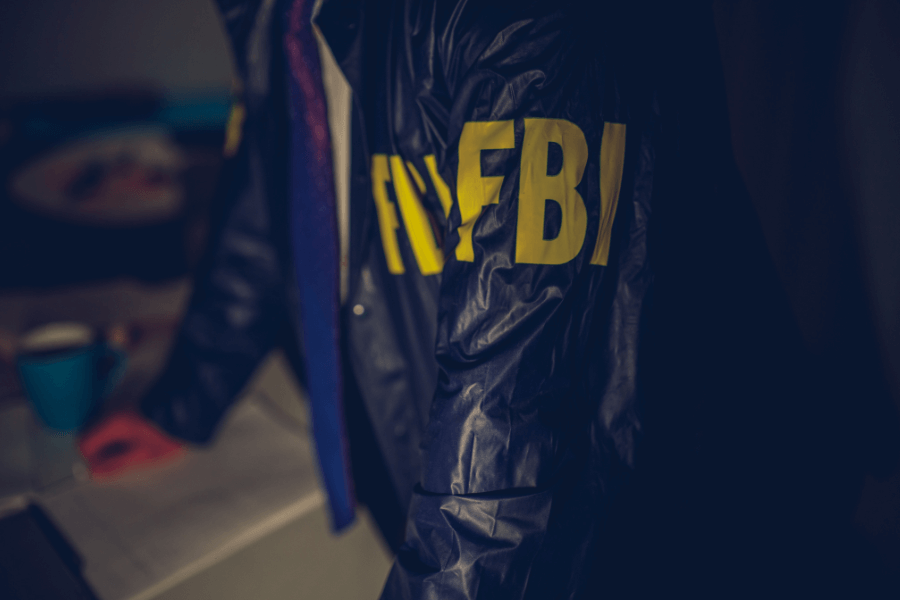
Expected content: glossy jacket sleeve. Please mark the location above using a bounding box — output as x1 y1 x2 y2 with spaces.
380 4 646 598
141 0 293 443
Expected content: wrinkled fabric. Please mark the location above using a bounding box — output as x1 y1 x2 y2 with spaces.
141 0 357 529
317 0 855 597
138 0 417 536
317 0 656 597
283 0 356 529
142 0 292 445
138 0 874 596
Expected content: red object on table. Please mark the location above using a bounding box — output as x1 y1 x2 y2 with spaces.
78 411 184 479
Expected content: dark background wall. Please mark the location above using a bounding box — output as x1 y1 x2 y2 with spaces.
0 0 235 99
714 0 900 574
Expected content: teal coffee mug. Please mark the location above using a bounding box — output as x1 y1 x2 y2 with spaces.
15 322 127 432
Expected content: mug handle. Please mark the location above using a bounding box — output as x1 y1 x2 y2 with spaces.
99 346 128 399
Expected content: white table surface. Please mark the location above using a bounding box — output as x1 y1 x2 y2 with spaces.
35 392 325 600
0 350 394 600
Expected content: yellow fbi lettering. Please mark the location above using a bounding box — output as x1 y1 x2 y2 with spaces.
372 153 449 275
455 120 516 262
372 119 626 274
389 155 443 275
591 121 626 267
371 154 405 274
454 118 626 267
516 118 589 265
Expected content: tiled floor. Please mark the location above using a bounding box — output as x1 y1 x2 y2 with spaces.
0 277 393 599
152 505 391 600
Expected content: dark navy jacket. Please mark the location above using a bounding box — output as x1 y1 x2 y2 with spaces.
140 1 883 598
